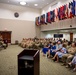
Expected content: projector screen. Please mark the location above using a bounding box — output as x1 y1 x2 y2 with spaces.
54 34 63 38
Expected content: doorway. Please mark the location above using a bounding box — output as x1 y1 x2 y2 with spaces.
70 33 73 42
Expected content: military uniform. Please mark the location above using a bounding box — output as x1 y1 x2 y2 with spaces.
62 47 76 63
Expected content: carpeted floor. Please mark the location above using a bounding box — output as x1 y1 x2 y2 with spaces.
0 45 76 75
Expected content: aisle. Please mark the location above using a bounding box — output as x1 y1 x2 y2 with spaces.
40 51 76 75
0 45 76 75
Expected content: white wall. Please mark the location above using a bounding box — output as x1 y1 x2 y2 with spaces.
0 3 40 21
0 3 40 43
41 31 70 41
41 30 76 41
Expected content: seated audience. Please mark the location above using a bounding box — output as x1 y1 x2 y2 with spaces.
52 44 67 62
62 42 76 67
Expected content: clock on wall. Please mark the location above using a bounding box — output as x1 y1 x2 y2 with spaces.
14 12 19 18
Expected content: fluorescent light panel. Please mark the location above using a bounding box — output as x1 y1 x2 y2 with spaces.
34 4 38 6
20 1 26 5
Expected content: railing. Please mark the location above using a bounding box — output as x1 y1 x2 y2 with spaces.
41 17 76 31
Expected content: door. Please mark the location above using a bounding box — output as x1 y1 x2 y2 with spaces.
0 31 12 43
70 33 73 42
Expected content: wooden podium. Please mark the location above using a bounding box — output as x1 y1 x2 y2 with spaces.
18 49 40 75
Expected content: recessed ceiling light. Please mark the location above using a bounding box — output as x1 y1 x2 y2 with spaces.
34 4 38 6
20 1 26 5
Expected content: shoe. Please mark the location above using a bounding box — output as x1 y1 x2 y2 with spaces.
72 68 76 72
43 54 46 56
52 58 55 60
55 61 58 63
65 65 69 68
61 63 66 66
47 56 51 58
68 63 72 67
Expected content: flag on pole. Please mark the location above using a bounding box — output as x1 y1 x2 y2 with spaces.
69 2 74 18
47 12 51 23
44 14 47 24
54 8 57 21
40 15 43 24
50 10 55 22
75 0 76 15
43 14 45 24
40 14 45 25
53 10 55 22
60 6 64 20
72 0 75 16
55 8 59 21
35 17 40 26
58 7 61 20
64 4 68 19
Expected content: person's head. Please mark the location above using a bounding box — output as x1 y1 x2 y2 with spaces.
52 42 56 46
68 41 72 46
54 38 55 41
62 44 66 48
49 42 52 45
71 42 76 47
44 44 48 47
58 41 61 45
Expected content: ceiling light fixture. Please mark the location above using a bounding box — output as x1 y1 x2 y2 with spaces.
20 1 26 5
34 4 38 6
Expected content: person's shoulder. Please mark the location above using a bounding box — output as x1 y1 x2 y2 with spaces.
74 47 76 49
59 44 62 46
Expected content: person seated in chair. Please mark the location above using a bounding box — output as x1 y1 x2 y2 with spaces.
61 42 76 67
68 54 76 72
3 39 8 47
52 44 67 62
0 40 7 49
0 34 7 49
47 42 56 58
50 41 62 58
0 34 3 41
42 42 52 56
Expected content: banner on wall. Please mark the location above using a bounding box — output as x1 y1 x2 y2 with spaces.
35 0 76 26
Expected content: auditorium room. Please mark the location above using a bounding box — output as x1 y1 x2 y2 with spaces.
0 0 76 75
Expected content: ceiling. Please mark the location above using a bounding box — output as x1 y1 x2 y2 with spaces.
0 0 58 9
